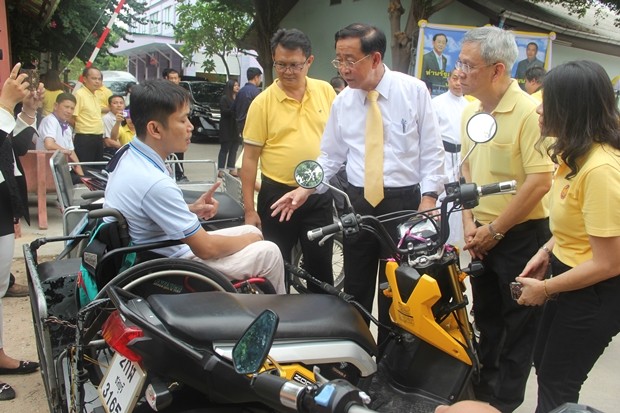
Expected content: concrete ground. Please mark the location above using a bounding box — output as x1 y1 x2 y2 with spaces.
8 142 618 412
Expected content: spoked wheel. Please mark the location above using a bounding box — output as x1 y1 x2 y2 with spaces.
289 233 344 294
66 258 237 412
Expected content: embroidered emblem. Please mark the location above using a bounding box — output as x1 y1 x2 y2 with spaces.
560 184 570 200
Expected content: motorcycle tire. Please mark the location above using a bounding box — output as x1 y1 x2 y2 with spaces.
75 259 236 408
289 232 344 294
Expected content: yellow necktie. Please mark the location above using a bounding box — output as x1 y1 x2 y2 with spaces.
364 90 384 207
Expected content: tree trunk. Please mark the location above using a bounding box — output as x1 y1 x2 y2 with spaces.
389 0 407 72
252 0 275 86
390 0 455 74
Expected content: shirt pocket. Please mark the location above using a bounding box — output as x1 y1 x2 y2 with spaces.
488 141 515 180
387 111 416 153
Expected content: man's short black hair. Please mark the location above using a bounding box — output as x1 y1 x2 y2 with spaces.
246 67 262 81
433 33 447 42
162 68 179 79
527 42 539 52
525 66 546 82
330 76 346 89
56 92 76 104
335 23 386 59
130 79 190 140
270 28 312 58
82 66 101 78
108 94 124 105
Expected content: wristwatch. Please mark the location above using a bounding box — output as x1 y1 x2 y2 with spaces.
488 222 505 241
422 191 439 200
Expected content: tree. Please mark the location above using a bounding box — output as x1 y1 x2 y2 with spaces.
388 0 620 74
7 0 147 70
175 0 289 85
175 0 252 77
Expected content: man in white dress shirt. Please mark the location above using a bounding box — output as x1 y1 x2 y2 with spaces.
432 69 468 245
271 23 446 345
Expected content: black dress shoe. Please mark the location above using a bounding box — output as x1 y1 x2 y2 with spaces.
0 382 15 400
0 360 40 375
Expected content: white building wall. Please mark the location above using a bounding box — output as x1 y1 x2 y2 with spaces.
279 0 619 81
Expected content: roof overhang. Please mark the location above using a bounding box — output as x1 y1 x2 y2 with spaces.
461 0 620 57
19 0 61 26
112 34 184 59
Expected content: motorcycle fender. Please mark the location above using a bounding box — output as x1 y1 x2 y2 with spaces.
385 261 472 365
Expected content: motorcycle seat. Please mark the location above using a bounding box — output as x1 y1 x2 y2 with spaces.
146 292 377 356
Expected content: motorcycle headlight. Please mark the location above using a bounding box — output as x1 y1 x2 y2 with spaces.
398 216 438 242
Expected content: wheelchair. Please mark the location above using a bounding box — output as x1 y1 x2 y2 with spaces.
24 204 275 413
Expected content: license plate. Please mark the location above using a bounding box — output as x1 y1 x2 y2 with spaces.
98 353 147 413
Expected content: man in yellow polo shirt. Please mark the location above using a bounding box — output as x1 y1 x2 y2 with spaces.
73 67 105 162
241 28 336 293
458 27 554 412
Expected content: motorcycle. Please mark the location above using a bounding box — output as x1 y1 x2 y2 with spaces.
29 113 513 412
230 310 607 413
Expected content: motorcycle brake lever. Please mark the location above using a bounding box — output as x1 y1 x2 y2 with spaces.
312 366 329 385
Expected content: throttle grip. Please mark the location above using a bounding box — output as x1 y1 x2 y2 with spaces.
307 222 342 241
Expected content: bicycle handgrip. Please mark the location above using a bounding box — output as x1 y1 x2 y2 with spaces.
479 180 516 196
307 222 342 241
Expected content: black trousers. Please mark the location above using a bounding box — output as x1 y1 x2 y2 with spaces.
534 258 620 413
343 183 420 346
257 176 334 293
218 140 240 170
471 218 551 413
74 133 103 163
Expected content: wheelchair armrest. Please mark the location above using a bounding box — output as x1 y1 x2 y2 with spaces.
81 190 105 200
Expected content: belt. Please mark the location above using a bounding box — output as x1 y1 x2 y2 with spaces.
443 140 461 154
350 183 420 199
475 217 549 233
261 174 297 190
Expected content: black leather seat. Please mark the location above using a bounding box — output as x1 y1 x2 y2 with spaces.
147 292 377 356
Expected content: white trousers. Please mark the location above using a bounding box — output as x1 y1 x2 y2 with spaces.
183 225 286 294
0 233 15 348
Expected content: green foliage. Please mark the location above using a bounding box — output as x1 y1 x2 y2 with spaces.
529 0 620 25
7 0 147 69
175 0 252 75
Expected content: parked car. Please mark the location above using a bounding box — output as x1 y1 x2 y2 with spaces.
180 80 225 143
101 70 137 97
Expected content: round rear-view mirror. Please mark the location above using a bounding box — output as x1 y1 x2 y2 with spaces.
294 160 324 189
466 113 497 144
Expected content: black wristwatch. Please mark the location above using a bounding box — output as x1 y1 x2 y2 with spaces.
422 191 439 200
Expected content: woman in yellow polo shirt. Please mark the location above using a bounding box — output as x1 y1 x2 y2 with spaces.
516 60 620 412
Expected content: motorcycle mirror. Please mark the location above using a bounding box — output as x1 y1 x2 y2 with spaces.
459 113 498 174
466 112 497 144
294 161 355 214
232 310 279 375
294 160 325 189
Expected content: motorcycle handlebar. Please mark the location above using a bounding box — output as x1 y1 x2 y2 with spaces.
253 373 376 413
307 222 343 241
478 180 516 196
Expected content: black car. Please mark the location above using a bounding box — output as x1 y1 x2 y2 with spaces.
180 81 225 143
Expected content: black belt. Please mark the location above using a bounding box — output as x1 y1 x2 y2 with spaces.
261 174 297 190
349 183 420 199
443 140 461 153
475 217 549 233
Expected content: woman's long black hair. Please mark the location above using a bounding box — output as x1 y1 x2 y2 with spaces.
538 60 620 179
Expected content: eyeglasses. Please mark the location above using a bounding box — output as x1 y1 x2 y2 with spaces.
455 60 497 74
273 58 309 73
331 54 371 70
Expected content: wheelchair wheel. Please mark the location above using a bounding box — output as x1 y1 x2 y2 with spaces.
290 232 344 294
75 258 236 399
97 257 237 297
